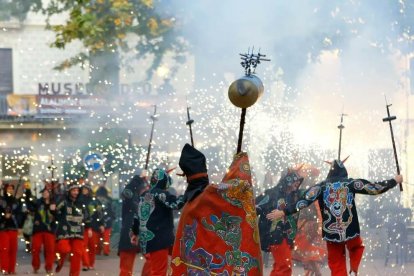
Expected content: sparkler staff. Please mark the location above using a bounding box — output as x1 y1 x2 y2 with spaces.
145 105 158 171
228 47 269 153
186 105 195 147
13 174 23 198
337 112 347 160
48 156 57 181
47 156 58 201
382 97 403 192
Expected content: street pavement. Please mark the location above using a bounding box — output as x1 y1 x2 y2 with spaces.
13 246 414 275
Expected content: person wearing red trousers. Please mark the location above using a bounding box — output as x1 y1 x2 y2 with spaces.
28 185 57 274
268 159 404 276
95 186 115 256
79 183 104 271
118 174 150 276
0 183 23 275
256 169 304 276
55 181 86 276
131 168 185 276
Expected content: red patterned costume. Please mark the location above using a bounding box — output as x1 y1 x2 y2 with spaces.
171 144 262 275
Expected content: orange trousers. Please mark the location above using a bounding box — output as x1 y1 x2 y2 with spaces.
82 228 100 268
270 239 292 276
57 239 84 276
144 248 169 276
119 250 151 276
96 228 112 255
326 236 365 276
0 230 18 274
32 232 56 272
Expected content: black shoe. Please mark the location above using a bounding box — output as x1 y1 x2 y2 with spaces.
55 262 63 273
82 268 89 271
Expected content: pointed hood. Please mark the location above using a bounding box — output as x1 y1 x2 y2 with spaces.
221 152 252 184
178 143 209 201
178 143 208 177
326 160 348 179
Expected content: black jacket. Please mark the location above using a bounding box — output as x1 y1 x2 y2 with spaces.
29 198 56 234
118 175 145 253
96 187 115 229
284 160 397 242
256 171 304 251
0 195 23 231
79 195 104 232
132 169 185 254
55 196 85 240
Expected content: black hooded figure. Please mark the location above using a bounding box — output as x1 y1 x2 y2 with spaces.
118 175 149 276
178 143 209 202
256 170 304 250
131 168 185 275
256 169 304 276
118 175 146 253
132 169 185 253
276 159 402 276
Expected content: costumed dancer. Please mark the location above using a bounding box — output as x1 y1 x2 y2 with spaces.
79 182 104 271
118 174 149 276
170 144 263 275
95 186 115 256
267 159 403 276
0 183 23 275
29 184 57 274
256 168 305 276
130 168 186 275
55 181 86 276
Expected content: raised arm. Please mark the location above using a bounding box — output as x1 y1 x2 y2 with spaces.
349 175 402 195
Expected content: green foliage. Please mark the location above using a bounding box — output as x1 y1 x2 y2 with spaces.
42 0 187 79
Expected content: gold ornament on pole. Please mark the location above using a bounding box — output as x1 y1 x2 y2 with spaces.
228 48 270 153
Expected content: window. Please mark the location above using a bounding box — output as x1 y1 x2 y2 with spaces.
0 48 13 95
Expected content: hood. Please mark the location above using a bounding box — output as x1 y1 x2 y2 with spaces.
276 170 304 193
178 143 208 178
150 168 172 190
326 160 348 180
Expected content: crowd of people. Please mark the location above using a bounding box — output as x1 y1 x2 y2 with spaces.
0 144 404 276
0 179 115 275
